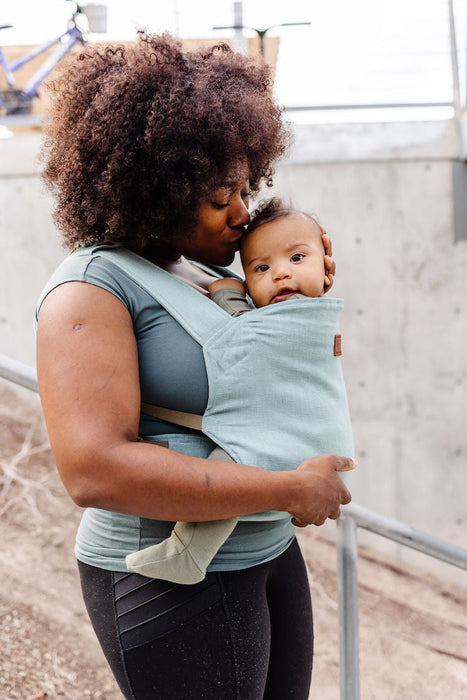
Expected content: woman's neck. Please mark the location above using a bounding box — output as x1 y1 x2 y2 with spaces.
138 243 217 294
157 256 215 294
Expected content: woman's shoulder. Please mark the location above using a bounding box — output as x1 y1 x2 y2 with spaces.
35 246 161 325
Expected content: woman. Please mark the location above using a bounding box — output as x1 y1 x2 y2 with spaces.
36 33 353 699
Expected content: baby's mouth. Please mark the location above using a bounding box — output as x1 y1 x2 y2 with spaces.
274 288 297 303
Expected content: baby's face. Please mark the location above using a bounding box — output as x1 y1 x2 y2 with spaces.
241 214 326 308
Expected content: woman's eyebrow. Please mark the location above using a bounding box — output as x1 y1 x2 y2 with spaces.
212 184 233 198
221 178 249 190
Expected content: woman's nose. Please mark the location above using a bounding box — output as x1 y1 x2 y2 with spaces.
228 195 250 227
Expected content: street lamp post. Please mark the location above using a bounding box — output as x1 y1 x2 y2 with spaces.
212 21 311 58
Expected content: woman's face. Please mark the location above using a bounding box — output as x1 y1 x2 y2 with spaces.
174 170 251 266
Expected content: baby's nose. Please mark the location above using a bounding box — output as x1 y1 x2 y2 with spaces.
273 264 292 280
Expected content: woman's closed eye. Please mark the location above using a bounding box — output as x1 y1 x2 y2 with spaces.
211 200 229 210
211 191 250 210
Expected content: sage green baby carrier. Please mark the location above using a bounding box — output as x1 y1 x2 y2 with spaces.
92 246 354 522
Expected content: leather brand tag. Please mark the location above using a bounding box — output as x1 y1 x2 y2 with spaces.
334 334 342 356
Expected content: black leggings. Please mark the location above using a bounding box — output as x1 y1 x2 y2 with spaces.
78 538 313 700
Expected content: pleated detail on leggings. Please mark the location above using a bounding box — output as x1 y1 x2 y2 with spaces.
113 571 222 650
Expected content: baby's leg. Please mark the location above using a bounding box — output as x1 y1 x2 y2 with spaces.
125 447 237 584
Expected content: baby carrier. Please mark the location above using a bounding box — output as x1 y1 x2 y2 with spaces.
37 244 354 522
91 246 354 520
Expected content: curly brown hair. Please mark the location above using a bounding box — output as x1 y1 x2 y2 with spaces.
41 32 291 253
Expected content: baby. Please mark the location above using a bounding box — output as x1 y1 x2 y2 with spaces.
210 197 327 316
126 198 337 584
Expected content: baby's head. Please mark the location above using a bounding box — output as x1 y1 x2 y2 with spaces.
240 198 326 308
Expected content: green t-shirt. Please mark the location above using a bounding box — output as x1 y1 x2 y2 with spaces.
35 248 295 572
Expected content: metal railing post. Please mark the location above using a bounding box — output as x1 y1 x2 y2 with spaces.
448 0 462 113
336 513 360 700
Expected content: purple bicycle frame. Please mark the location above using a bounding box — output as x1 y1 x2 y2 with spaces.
0 25 83 97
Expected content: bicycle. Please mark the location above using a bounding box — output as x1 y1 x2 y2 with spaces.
0 0 102 116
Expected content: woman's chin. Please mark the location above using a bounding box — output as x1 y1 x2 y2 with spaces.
198 250 237 268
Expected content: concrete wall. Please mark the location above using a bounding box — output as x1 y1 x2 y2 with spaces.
270 119 467 584
1 121 466 583
0 134 64 366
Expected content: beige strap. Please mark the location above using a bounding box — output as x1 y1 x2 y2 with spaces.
137 437 169 447
141 402 203 431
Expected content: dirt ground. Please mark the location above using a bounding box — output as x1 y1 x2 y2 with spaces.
1 382 466 700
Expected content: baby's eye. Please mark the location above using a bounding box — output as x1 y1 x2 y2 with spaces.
255 264 269 273
290 253 304 263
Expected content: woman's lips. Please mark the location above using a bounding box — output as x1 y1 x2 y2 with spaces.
226 232 244 247
274 288 297 303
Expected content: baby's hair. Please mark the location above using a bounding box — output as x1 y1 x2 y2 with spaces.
246 197 319 238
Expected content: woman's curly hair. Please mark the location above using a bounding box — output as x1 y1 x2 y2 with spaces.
41 32 291 253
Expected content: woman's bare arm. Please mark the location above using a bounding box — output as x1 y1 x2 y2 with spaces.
36 282 353 524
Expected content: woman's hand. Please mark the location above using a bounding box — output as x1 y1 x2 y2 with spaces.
320 226 335 293
287 454 355 527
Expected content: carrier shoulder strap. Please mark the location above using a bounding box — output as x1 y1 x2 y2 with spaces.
74 245 238 346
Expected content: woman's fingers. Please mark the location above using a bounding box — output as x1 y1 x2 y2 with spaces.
323 238 335 272
336 456 358 472
321 229 332 258
324 255 336 276
289 454 356 527
291 517 308 528
321 231 335 293
335 457 356 506
327 507 341 521
341 488 352 506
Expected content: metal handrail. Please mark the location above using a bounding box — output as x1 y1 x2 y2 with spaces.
336 505 467 700
342 503 467 570
285 102 455 112
1 353 466 699
0 353 38 392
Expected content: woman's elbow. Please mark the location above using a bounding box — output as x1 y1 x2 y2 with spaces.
54 448 118 509
66 476 103 509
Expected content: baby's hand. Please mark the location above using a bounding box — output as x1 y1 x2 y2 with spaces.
209 278 246 296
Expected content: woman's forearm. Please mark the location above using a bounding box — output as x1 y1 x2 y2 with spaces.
60 438 353 527
65 438 293 520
